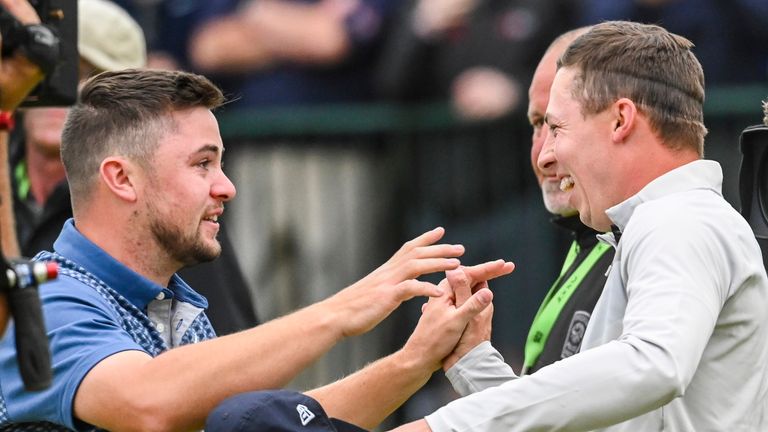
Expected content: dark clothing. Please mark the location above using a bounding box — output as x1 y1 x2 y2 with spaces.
9 133 258 336
114 0 236 70
376 0 575 105
12 163 72 259
579 0 768 85
128 0 401 108
232 0 401 108
526 215 614 375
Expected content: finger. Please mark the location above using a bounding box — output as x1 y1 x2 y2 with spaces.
411 243 465 259
421 287 449 313
456 288 493 321
472 280 489 294
463 260 515 285
396 280 445 301
400 257 461 280
446 268 471 307
399 227 446 254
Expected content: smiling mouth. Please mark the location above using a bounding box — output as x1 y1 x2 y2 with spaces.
560 176 575 192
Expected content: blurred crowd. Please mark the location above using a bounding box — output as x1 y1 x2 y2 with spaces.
114 0 768 115
19 0 768 427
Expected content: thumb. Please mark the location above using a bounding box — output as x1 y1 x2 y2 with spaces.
447 267 471 306
456 287 493 320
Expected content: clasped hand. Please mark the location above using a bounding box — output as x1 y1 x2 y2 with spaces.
403 259 514 373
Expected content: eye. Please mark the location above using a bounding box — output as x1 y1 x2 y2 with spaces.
197 159 211 169
530 117 544 135
548 123 559 138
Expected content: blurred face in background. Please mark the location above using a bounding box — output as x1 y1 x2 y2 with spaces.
22 59 102 158
22 107 69 157
528 47 577 217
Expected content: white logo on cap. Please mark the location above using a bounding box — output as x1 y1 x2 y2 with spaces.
297 404 316 426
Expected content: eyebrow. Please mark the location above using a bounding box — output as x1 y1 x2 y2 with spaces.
544 111 562 125
187 144 224 164
194 144 223 155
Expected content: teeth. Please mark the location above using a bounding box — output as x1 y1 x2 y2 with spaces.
204 215 218 222
560 176 574 192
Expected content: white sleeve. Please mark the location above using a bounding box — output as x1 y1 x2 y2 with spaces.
425 205 725 432
425 338 683 431
444 341 517 396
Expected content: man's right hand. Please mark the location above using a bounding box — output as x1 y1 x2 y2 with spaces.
322 227 465 338
402 260 514 373
442 261 514 370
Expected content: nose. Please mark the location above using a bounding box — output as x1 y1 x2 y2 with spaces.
537 128 557 173
212 170 237 202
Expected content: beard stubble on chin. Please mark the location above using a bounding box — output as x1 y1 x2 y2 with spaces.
149 218 221 266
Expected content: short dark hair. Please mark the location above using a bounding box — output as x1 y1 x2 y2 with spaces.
61 68 225 202
558 21 707 155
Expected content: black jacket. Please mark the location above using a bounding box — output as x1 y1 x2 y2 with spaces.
526 215 615 374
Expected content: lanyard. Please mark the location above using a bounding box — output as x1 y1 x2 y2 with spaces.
14 159 30 201
522 240 611 372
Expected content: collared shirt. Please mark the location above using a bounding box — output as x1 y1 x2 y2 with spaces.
9 131 257 336
426 160 768 431
0 219 216 431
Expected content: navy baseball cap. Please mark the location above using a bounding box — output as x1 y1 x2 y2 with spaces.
205 389 369 432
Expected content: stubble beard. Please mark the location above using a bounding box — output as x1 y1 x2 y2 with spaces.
541 183 576 217
149 217 221 266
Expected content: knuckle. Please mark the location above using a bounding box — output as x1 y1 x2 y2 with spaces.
404 261 418 276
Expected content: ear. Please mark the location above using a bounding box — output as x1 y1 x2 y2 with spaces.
610 98 637 143
99 157 138 203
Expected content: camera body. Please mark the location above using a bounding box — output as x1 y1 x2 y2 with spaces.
0 0 77 107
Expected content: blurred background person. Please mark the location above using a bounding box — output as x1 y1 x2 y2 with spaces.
8 0 258 336
578 0 768 86
521 25 615 376
0 0 57 258
0 0 60 335
377 0 576 121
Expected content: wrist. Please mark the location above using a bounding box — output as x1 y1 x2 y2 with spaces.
397 342 441 375
391 348 435 384
308 297 348 343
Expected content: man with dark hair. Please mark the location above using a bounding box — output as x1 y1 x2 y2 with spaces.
0 68 514 431
392 21 768 432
